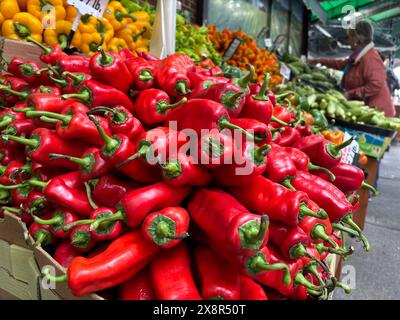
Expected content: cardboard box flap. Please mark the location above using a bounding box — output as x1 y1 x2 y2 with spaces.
0 212 30 249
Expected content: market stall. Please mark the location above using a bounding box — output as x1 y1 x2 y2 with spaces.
0 0 399 302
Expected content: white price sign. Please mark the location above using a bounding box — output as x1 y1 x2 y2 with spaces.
280 63 291 80
264 38 272 48
67 0 108 18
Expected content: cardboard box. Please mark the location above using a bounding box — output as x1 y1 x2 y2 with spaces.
0 37 46 69
0 212 102 300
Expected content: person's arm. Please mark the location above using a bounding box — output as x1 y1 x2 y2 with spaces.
309 58 348 71
345 56 385 101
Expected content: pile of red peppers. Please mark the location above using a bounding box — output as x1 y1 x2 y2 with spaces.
0 41 376 300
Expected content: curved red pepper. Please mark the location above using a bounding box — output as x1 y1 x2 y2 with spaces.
89 207 124 241
27 37 68 65
271 105 295 128
125 58 156 90
198 131 234 169
227 118 271 146
54 241 82 269
119 269 156 300
29 222 55 246
33 209 78 239
239 276 268 300
142 207 189 249
265 144 297 189
27 93 78 113
1 119 36 149
278 126 301 147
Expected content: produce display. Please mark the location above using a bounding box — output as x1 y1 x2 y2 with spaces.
1 35 377 300
0 0 153 54
208 25 282 87
176 14 222 66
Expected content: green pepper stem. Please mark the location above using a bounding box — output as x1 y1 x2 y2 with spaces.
0 85 28 98
49 153 88 167
84 182 99 210
175 81 188 95
35 231 49 246
311 224 339 249
333 220 370 252
115 142 151 168
308 162 336 182
48 74 68 88
62 88 90 103
90 211 125 231
217 115 254 140
0 118 13 128
132 27 147 41
2 134 39 148
63 219 95 231
289 243 308 259
253 144 271 163
299 203 328 220
27 179 48 188
281 178 295 191
27 37 51 55
253 73 270 100
328 137 355 156
160 161 182 179
87 106 114 115
362 181 378 196
26 110 71 125
40 116 59 124
88 115 119 152
138 70 153 82
225 91 244 107
168 232 190 240
13 22 31 38
294 272 322 291
270 116 289 126
33 214 62 226
335 281 352 294
98 47 114 66
236 64 255 89
1 206 21 214
157 97 188 114
275 91 298 100
304 262 326 287
115 10 137 22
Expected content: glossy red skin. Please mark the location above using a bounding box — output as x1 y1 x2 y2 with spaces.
198 131 234 169
54 241 82 268
67 229 160 297
161 153 211 186
133 89 176 127
7 59 42 84
119 48 136 61
229 175 309 226
195 245 240 300
291 171 354 223
270 105 295 128
254 245 303 296
1 77 30 106
288 284 308 300
69 225 97 253
239 276 268 300
284 147 310 171
106 106 144 142
57 56 90 74
191 82 246 118
156 53 195 97
187 72 228 87
78 147 112 181
29 222 54 246
314 163 365 194
90 208 123 241
128 61 156 90
299 216 333 245
0 107 27 129
269 222 311 260
278 126 301 147
297 125 312 137
117 181 191 227
165 99 230 135
98 132 136 167
300 246 321 267
36 44 67 65
23 190 51 217
0 146 26 165
2 119 35 149
10 186 31 206
263 287 289 300
31 86 62 95
240 94 273 124
142 207 190 249
24 128 87 170
119 269 156 300
90 51 133 93
0 161 26 185
212 141 267 186
27 93 78 113
42 209 79 239
136 50 159 62
55 73 92 94
229 118 271 145
150 242 202 300
92 175 140 208
187 188 268 254
248 83 276 105
265 145 297 184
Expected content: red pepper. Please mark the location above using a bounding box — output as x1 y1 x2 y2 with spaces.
291 171 370 251
49 147 112 181
119 48 136 61
69 225 97 252
187 188 269 254
29 222 55 246
62 80 135 112
229 176 327 226
54 241 82 268
27 37 68 65
88 207 124 241
271 105 295 128
44 229 160 297
1 119 35 148
156 53 195 96
90 49 133 93
88 106 144 142
125 58 156 90
115 181 191 227
91 175 140 208
194 245 240 300
10 185 31 206
229 118 272 145
30 161 67 182
33 209 78 239
1 205 33 224
0 107 26 130
292 134 355 169
2 128 88 170
212 141 270 186
50 71 92 94
142 207 189 248
150 242 202 300
133 88 188 127
31 85 62 95
278 126 301 147
198 131 234 169
57 56 90 74
0 147 26 165
88 116 162 183
192 82 246 118
187 72 228 88
24 108 111 147
136 50 159 62
119 269 156 300
160 152 211 186
297 125 312 137
0 77 31 106
27 93 78 113
22 189 51 217
315 163 377 195
0 160 30 185
2 56 43 85
239 276 268 300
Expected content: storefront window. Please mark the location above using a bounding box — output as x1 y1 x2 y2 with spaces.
270 0 290 53
289 0 305 56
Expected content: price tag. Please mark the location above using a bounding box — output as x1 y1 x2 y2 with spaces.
223 37 242 61
264 38 272 48
280 63 291 80
67 0 108 18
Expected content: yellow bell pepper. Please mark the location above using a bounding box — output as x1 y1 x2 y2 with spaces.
27 0 66 21
134 37 149 50
78 14 97 34
133 20 152 38
107 38 128 52
0 0 20 19
1 12 43 42
0 13 4 27
80 32 106 55
44 20 81 49
132 11 150 22
104 1 136 32
65 5 77 22
96 17 114 44
115 23 139 46
17 0 27 11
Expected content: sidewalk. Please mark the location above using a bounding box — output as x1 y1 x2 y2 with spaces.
334 141 400 300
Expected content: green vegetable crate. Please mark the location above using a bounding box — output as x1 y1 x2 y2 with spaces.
0 211 101 300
